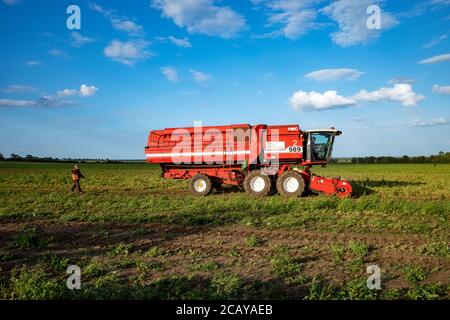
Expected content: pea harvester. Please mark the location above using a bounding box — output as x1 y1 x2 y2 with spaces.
145 124 352 198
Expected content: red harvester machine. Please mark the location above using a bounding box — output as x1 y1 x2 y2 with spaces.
145 123 352 198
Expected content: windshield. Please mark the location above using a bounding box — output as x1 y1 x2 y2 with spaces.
310 133 334 161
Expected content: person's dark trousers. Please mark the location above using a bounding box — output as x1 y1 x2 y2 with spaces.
71 180 82 192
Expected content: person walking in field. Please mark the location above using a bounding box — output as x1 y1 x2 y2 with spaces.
70 165 85 193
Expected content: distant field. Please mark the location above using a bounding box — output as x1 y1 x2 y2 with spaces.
0 162 448 299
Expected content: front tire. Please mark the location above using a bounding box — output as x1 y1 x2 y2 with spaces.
189 174 212 196
276 171 305 197
243 170 272 196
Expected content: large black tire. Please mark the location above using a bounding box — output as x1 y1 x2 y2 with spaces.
243 170 272 196
276 171 305 197
189 174 212 196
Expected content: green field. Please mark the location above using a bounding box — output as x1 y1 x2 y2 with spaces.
0 162 449 299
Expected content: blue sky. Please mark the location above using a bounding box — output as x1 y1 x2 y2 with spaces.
0 0 449 159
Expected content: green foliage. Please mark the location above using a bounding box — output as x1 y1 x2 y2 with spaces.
404 265 427 286
210 272 242 299
15 226 47 249
245 235 263 247
145 247 164 258
108 243 132 257
329 243 345 262
8 266 65 299
270 246 302 278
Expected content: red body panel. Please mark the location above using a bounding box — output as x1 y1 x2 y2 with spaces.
145 123 305 165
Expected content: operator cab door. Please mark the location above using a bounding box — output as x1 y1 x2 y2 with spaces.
304 129 342 162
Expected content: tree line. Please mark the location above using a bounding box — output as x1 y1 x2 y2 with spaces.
0 153 125 163
330 151 450 164
1 151 449 164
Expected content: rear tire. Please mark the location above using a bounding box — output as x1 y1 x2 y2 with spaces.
276 171 305 197
189 174 212 196
243 170 272 196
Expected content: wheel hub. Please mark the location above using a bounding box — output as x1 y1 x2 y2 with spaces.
283 177 299 193
250 176 266 192
194 179 207 192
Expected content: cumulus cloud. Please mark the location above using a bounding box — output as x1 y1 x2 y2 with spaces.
419 53 450 64
104 39 151 65
90 2 144 37
111 19 144 36
168 36 192 47
1 85 37 93
289 84 424 111
353 84 424 106
0 84 97 108
57 89 77 97
70 32 97 47
322 0 398 47
433 84 450 95
409 118 449 127
161 66 179 82
79 84 99 97
58 85 98 97
305 68 364 82
152 0 246 38
190 69 211 82
289 90 356 111
252 0 321 40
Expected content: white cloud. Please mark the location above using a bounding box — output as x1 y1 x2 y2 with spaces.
389 77 416 85
57 89 77 97
0 99 35 107
48 49 69 58
419 53 450 64
104 39 151 66
161 66 179 82
90 2 144 37
305 68 364 81
409 118 449 127
79 84 99 97
353 83 425 106
58 85 98 97
1 85 37 93
2 0 24 5
252 0 321 40
25 60 40 66
190 69 211 82
289 90 356 111
0 96 73 108
168 35 192 47
322 0 398 47
111 19 144 36
289 84 424 111
422 34 448 48
353 84 424 106
152 0 246 38
70 32 96 47
433 84 450 95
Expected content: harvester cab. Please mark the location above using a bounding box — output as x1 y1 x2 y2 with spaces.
303 128 342 163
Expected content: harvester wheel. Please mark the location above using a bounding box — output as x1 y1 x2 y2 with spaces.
276 171 305 197
243 170 272 196
189 174 212 196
